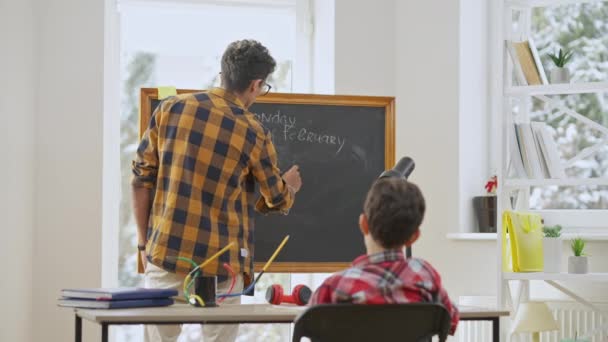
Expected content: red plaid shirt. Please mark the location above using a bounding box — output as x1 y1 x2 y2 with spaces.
309 250 459 335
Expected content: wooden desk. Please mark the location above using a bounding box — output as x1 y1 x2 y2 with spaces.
74 304 509 342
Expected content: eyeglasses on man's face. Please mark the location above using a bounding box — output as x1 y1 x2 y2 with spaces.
261 82 272 96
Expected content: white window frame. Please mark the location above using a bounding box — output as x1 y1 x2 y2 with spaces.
102 0 121 288
458 0 492 236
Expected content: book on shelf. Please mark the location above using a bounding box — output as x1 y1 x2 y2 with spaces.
506 39 548 86
508 122 527 177
530 122 551 178
534 123 566 178
527 39 549 85
511 122 565 179
513 123 531 177
517 123 545 178
57 297 174 309
506 41 528 85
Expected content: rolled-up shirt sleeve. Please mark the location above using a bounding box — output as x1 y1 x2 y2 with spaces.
132 108 160 189
251 131 294 214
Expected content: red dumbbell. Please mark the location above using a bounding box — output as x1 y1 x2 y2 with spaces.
265 284 311 306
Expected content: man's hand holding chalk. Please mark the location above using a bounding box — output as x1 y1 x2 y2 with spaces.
282 165 302 193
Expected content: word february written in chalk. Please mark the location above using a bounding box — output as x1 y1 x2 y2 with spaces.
253 111 346 154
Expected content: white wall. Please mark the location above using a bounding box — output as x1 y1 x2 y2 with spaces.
331 0 497 300
334 0 395 96
33 0 105 341
332 0 480 299
393 1 501 299
0 0 36 341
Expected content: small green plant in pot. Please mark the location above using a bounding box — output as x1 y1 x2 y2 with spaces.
568 238 588 274
542 225 562 273
548 48 573 84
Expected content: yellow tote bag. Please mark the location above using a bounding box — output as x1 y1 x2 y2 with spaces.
502 211 544 272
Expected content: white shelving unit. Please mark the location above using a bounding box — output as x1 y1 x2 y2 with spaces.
505 81 608 96
448 232 608 241
504 178 608 187
508 0 602 7
503 272 608 281
491 0 608 340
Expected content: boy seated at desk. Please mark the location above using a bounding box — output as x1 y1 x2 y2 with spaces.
309 178 459 335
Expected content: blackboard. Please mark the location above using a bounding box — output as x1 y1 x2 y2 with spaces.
140 89 394 272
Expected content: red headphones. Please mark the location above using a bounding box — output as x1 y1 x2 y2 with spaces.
265 284 312 306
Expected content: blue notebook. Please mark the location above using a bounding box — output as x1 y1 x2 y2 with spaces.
58 297 174 309
61 288 178 301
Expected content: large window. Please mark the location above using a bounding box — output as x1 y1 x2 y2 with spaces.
528 3 608 211
115 0 314 340
458 1 608 235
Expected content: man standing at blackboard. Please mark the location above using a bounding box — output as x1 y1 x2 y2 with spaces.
131 40 302 342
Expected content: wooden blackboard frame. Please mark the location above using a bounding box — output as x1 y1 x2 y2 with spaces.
139 88 395 272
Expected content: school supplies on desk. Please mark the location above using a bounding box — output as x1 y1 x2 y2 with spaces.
58 297 174 309
502 211 544 272
61 288 178 301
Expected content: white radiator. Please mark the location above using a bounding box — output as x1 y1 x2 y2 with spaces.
539 304 606 342
454 301 607 342
453 320 495 342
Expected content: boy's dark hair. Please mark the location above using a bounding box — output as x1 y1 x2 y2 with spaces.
363 178 426 249
221 40 276 93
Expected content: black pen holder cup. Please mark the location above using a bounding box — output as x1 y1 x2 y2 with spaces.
193 275 218 307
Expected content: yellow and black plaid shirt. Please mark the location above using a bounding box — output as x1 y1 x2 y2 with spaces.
132 87 294 279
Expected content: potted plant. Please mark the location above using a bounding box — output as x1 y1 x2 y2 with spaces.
542 225 562 273
548 48 573 84
473 176 497 233
568 237 588 274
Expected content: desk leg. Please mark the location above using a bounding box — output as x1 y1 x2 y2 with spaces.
492 317 500 342
75 315 82 342
101 323 108 342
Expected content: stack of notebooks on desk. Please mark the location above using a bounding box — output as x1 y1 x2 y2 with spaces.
58 288 178 309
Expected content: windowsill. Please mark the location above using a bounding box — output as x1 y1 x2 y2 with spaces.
447 232 608 241
446 233 498 241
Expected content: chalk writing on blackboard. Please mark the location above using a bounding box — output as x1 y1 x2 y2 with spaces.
254 111 346 154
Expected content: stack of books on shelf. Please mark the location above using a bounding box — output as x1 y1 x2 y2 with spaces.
58 288 178 309
510 121 566 179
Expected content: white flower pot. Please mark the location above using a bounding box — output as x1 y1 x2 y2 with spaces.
568 256 588 274
550 67 570 84
543 238 562 273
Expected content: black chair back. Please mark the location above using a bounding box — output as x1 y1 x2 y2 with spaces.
292 303 451 342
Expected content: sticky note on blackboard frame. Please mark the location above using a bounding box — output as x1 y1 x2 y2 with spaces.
158 86 177 100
